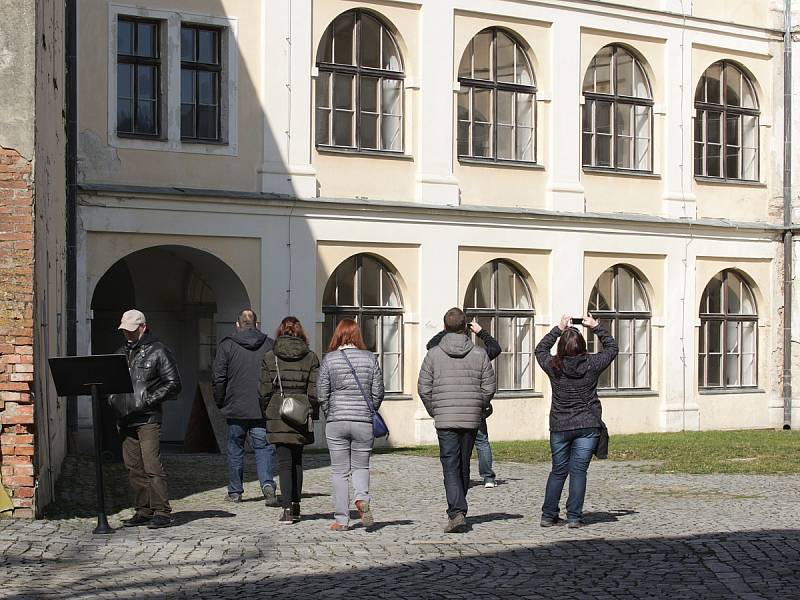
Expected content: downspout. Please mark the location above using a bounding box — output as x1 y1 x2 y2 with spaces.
65 1 78 435
783 0 793 430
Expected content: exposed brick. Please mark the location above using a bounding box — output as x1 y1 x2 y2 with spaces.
13 507 33 516
13 487 33 498
12 464 33 476
1 415 34 425
13 445 33 456
4 476 33 486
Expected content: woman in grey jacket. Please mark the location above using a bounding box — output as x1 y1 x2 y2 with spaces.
318 319 384 531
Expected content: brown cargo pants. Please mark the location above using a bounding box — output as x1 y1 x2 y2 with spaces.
121 422 171 517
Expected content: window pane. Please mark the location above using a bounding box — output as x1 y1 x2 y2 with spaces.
596 101 611 134
360 15 381 68
741 283 756 315
117 63 133 99
383 352 401 392
362 315 379 353
361 113 378 149
707 320 722 353
633 278 649 311
181 103 195 138
582 131 593 166
634 319 649 351
180 68 194 103
496 32 515 83
497 125 513 160
589 269 612 312
725 353 740 386
361 258 381 306
136 22 157 58
382 315 401 353
382 29 401 71
516 47 533 86
517 127 533 162
181 26 195 61
616 137 632 169
466 263 492 308
742 352 755 386
457 91 470 156
496 354 513 390
381 79 401 115
634 352 648 388
197 105 217 139
118 20 134 55
316 72 330 108
594 47 612 94
333 258 356 306
381 270 401 307
458 41 472 78
198 71 216 105
135 100 156 134
333 13 354 65
333 74 353 109
497 90 513 125
333 112 353 146
706 64 722 104
633 61 650 98
381 115 402 152
497 262 515 309
707 354 721 386
617 267 634 311
742 148 757 181
617 353 631 388
360 76 378 113
618 319 632 353
725 64 741 106
473 123 491 157
473 31 492 80
616 50 633 96
138 65 156 100
741 78 757 109
117 98 133 133
474 88 491 123
707 112 721 144
726 274 742 314
725 146 740 179
199 29 218 64
707 142 721 177
705 274 723 313
598 367 612 388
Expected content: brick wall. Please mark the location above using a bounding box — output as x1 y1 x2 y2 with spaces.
0 146 35 518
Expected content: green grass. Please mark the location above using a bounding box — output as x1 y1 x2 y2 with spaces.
384 429 800 475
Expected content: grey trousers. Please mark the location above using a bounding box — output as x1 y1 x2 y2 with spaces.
325 420 374 525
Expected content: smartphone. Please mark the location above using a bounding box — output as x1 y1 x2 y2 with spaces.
570 317 584 325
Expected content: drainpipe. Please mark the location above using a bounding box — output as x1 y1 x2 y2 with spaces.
65 0 78 433
783 0 793 430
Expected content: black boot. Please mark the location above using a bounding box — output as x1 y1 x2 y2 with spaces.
291 502 301 523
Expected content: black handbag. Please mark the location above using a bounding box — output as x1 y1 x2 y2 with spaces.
340 350 389 438
274 356 311 430
595 421 609 459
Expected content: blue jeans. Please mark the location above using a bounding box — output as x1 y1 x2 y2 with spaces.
437 428 477 519
541 427 600 522
227 419 276 495
474 418 495 482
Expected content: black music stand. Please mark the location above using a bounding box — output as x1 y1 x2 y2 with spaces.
48 354 132 534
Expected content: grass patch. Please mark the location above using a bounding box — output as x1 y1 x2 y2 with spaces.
384 430 800 475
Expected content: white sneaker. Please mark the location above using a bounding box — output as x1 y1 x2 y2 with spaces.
484 480 497 488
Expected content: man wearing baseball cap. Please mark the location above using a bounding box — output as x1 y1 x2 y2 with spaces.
108 309 181 529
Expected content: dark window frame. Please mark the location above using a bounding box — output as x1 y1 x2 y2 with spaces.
457 28 538 165
581 44 654 173
693 61 760 183
698 270 759 390
116 16 162 138
180 23 223 142
464 259 536 391
315 10 405 154
322 254 405 393
587 265 652 391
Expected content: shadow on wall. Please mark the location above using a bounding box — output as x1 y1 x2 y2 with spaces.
3 528 800 597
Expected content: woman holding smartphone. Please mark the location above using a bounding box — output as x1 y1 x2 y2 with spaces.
535 314 617 528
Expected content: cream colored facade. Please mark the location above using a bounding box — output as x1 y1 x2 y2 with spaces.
73 0 797 449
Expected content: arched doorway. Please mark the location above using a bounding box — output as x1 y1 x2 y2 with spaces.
90 245 251 444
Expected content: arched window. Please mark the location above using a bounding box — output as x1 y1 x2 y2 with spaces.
694 61 759 181
457 28 536 163
587 265 651 390
315 10 404 152
698 270 757 389
464 260 535 390
582 45 653 171
322 254 403 391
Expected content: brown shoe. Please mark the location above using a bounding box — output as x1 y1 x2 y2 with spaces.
329 522 350 531
355 500 374 528
444 513 467 534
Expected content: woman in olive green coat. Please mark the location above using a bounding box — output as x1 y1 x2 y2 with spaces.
259 316 320 524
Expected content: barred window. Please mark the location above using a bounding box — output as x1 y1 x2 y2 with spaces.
117 17 161 137
457 28 536 163
323 255 403 392
315 10 404 152
587 265 651 390
464 260 535 390
582 45 652 172
694 61 759 181
181 24 222 141
699 270 757 389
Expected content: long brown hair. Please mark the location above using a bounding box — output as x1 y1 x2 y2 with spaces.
551 328 587 376
275 316 308 343
328 319 367 352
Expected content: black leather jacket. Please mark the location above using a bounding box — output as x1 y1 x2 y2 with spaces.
108 330 182 425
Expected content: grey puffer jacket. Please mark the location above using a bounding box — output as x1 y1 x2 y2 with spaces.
417 333 496 430
318 348 384 424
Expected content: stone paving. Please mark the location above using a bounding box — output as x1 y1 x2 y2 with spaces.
1 452 799 599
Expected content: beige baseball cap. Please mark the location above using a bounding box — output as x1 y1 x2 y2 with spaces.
118 309 146 331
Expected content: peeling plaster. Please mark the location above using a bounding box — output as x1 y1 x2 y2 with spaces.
78 130 121 181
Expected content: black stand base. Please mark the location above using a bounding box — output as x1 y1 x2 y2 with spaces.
93 513 113 535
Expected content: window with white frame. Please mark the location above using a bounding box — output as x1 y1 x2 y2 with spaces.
457 28 537 163
698 270 758 389
315 10 404 152
117 17 162 137
322 255 404 392
587 265 651 390
464 260 535 390
582 45 653 172
693 61 759 181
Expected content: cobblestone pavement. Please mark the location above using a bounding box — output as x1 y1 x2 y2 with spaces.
1 452 799 599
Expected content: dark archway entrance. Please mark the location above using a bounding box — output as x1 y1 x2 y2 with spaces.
90 245 251 444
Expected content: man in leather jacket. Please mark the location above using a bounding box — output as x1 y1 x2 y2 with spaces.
109 309 181 529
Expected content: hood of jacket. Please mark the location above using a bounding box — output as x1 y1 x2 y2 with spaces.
224 328 269 351
273 335 310 361
439 332 474 358
560 354 590 378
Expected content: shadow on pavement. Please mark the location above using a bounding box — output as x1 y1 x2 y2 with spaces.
170 510 235 526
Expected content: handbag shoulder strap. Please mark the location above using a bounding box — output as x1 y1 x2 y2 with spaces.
273 355 284 397
340 349 376 415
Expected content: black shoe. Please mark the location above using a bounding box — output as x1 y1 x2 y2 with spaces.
567 520 585 529
540 517 563 527
278 508 294 524
262 485 279 507
122 514 152 527
444 513 467 533
147 515 172 529
291 502 301 522
225 493 242 503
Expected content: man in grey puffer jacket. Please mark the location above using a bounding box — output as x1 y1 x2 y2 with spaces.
418 308 496 533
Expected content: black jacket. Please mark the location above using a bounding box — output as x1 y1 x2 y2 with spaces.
109 330 182 426
212 328 274 421
428 328 500 417
258 336 320 445
535 325 618 432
